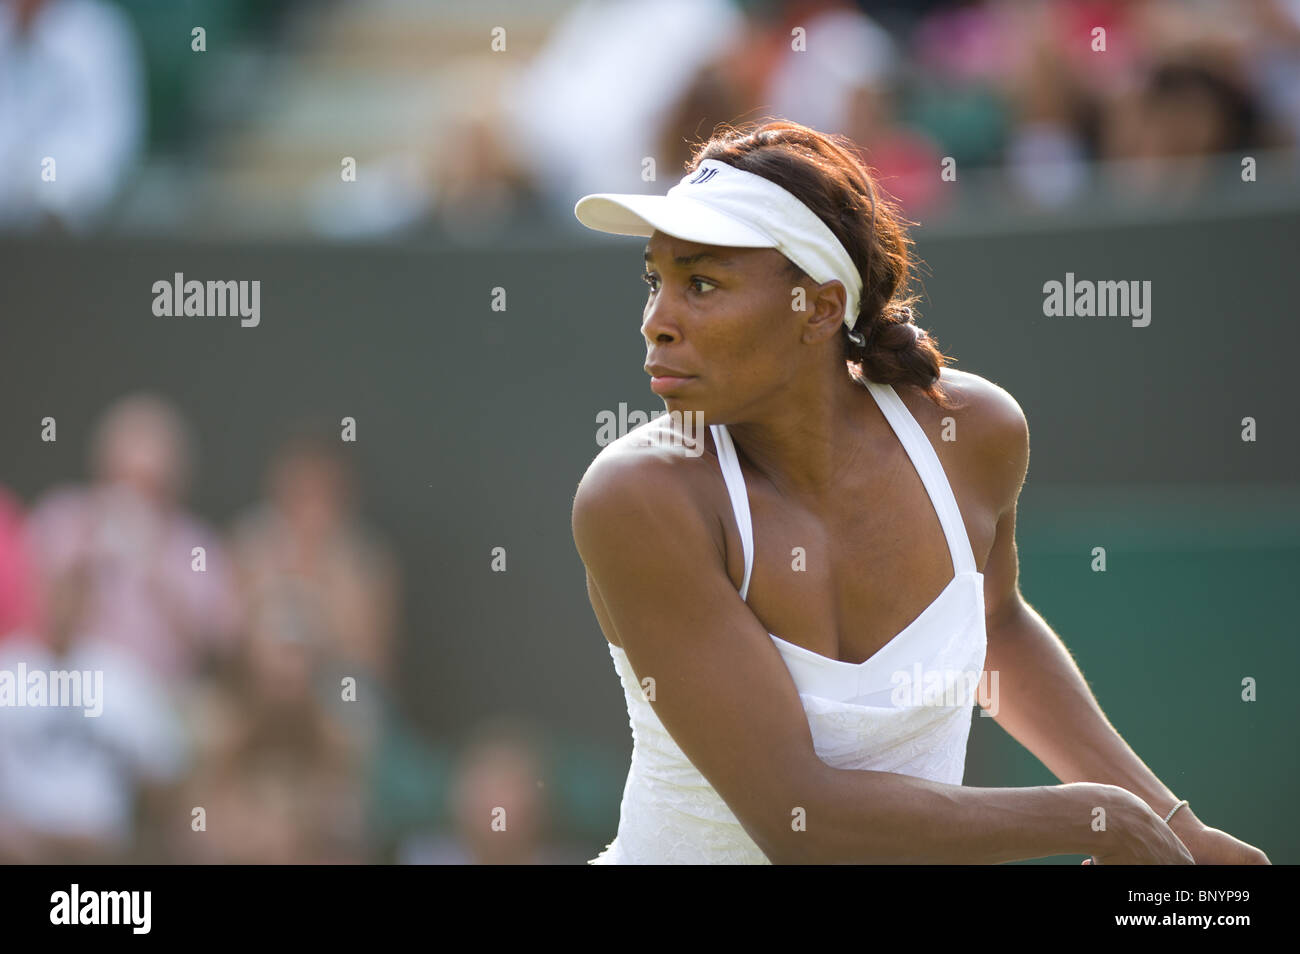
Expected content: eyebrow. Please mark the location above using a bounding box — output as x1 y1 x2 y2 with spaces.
643 248 735 268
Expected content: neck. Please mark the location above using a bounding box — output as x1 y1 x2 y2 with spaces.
722 357 881 506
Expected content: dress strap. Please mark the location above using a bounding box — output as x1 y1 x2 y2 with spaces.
709 423 754 601
710 379 977 605
861 378 977 576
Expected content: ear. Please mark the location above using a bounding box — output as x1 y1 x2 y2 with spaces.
798 279 847 345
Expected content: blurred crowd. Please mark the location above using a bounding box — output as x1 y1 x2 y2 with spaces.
0 394 585 863
489 0 1300 220
2 0 1298 237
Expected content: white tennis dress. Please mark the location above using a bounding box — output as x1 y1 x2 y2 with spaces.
590 377 988 864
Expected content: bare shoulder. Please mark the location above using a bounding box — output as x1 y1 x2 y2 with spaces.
934 367 1027 431
571 415 721 560
904 367 1030 511
575 413 713 499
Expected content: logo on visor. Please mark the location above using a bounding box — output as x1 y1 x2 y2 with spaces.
688 167 719 185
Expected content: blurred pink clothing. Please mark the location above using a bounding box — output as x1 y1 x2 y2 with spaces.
0 486 39 640
24 484 240 681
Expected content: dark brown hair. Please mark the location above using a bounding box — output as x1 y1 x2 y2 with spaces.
687 119 961 411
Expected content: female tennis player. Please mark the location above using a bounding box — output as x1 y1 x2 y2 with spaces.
569 120 1270 865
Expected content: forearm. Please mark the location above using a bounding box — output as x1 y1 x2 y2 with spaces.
762 768 1097 864
984 600 1201 834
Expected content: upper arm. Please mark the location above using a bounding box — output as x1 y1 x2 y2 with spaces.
967 379 1030 630
571 451 828 862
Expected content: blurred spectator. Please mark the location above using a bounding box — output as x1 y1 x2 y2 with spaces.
501 0 746 212
1248 0 1300 149
1104 48 1270 198
995 3 1108 208
0 560 186 863
0 0 146 232
229 429 399 707
656 1 948 212
428 103 544 241
0 486 38 641
24 393 241 682
399 717 580 864
176 583 365 863
761 2 898 141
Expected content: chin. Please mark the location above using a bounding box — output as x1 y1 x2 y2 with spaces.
658 395 706 416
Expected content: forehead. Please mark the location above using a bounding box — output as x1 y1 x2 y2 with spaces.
643 231 780 269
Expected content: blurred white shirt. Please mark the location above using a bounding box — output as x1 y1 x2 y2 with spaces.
0 0 145 231
502 0 745 210
0 633 185 846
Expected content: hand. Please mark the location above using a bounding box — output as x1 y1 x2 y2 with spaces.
1170 821 1270 865
1082 785 1195 865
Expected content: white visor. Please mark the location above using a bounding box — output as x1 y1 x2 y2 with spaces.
574 158 864 331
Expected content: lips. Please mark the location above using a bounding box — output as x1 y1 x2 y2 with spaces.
645 364 694 378
646 364 695 397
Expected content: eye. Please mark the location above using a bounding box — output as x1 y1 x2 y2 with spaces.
641 273 717 295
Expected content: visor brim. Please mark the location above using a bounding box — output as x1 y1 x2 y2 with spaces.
573 193 775 248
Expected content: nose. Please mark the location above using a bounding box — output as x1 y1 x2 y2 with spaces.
641 289 682 345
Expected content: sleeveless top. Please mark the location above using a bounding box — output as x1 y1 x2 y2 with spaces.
590 377 987 864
